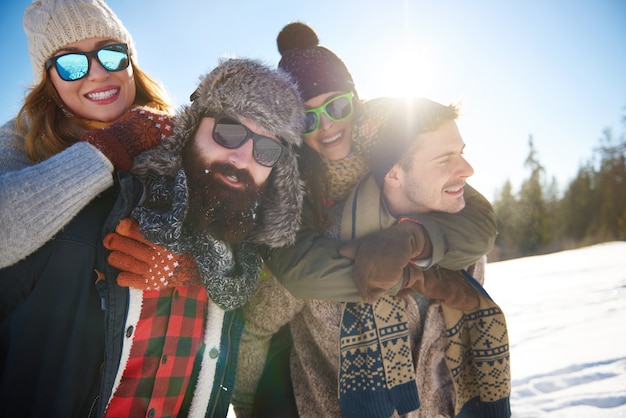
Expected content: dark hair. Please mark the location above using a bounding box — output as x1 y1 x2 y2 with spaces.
369 98 460 185
276 22 364 228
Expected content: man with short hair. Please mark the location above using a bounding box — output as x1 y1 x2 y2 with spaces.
234 97 510 418
336 98 511 418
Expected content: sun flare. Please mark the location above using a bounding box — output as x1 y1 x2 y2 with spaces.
380 46 438 98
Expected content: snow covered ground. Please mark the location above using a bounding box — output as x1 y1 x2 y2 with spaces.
486 241 626 417
229 241 626 417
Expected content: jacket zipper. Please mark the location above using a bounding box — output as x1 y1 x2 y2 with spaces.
206 312 234 418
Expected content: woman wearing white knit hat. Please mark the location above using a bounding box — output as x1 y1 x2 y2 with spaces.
0 0 173 269
0 0 173 416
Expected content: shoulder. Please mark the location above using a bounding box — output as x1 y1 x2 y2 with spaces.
353 97 405 158
0 118 30 173
0 119 26 151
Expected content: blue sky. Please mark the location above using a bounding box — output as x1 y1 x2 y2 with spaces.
2 0 625 200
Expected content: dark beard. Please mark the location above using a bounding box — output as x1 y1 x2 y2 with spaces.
182 142 266 243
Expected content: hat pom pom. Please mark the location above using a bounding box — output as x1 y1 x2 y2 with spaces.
277 22 319 55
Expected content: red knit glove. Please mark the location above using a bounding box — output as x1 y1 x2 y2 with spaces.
339 218 433 303
81 106 174 171
396 265 480 311
103 218 201 290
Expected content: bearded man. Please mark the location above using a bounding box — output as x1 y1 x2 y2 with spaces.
102 58 304 417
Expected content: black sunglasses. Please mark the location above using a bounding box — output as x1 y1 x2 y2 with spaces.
204 112 285 167
45 43 130 82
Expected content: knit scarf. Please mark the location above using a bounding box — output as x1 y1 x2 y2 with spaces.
339 296 420 417
132 169 261 310
441 272 511 417
322 153 369 203
338 176 420 418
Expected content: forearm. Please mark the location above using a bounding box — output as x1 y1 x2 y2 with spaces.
232 326 271 413
264 203 402 302
0 133 113 267
412 184 497 270
264 235 363 302
234 274 302 410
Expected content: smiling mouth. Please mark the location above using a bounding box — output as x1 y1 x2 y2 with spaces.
86 88 119 100
321 131 342 145
218 173 245 189
445 184 465 195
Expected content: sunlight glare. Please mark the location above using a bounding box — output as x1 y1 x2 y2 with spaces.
380 46 438 98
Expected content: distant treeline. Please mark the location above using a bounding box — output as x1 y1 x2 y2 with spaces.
489 113 626 262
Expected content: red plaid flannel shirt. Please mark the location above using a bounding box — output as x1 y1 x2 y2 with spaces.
105 286 208 417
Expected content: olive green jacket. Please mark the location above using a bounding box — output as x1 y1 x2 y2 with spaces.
263 174 497 302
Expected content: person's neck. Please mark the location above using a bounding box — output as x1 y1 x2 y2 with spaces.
381 186 426 218
83 119 111 130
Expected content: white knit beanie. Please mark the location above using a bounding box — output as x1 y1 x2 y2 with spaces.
23 0 136 83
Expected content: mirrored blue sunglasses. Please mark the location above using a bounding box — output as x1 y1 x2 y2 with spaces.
45 43 130 82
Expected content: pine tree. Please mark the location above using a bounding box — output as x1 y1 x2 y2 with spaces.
492 179 521 259
593 128 626 240
559 164 595 243
517 135 548 255
491 105 626 259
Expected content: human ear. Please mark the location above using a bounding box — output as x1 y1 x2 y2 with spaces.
383 164 403 189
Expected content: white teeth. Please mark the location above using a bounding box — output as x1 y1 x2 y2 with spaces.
87 88 118 100
322 132 341 144
446 185 464 193
227 175 238 183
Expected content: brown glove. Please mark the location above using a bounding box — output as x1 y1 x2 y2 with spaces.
397 265 480 311
81 106 173 171
339 219 432 303
103 218 201 290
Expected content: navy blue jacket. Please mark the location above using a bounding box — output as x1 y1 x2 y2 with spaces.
0 173 243 418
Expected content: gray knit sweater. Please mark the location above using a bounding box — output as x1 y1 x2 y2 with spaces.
0 119 113 268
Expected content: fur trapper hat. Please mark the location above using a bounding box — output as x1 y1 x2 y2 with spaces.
133 57 305 248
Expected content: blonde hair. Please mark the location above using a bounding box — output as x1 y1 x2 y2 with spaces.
16 61 172 162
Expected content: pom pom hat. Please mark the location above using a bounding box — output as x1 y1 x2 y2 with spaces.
23 0 135 83
277 22 357 102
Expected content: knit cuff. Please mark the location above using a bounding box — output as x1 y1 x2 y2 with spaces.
457 396 511 418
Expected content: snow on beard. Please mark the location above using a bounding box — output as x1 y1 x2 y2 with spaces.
181 142 266 244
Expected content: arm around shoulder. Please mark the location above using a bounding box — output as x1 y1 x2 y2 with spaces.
262 200 365 302
0 120 114 267
412 184 497 270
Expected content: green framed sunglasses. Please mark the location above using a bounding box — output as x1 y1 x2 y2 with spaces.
304 91 355 134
